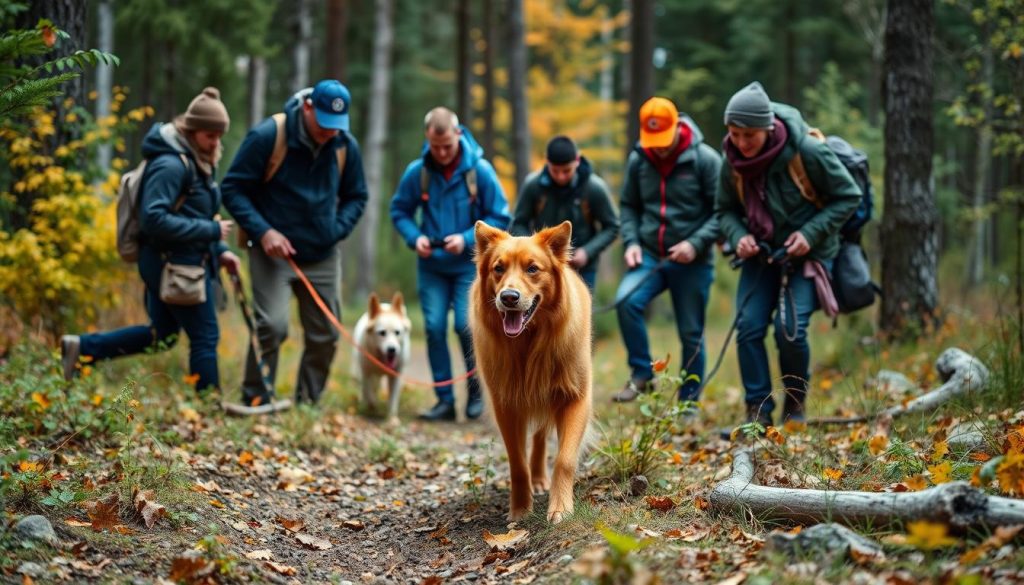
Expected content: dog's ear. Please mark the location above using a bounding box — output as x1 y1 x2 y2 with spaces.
368 292 381 319
391 291 405 316
474 220 507 257
536 220 572 263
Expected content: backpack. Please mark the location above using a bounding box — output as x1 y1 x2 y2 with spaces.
531 191 594 232
417 164 479 219
116 153 192 262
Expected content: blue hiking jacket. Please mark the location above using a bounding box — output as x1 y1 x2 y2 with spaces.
220 97 368 263
389 126 510 270
138 122 227 260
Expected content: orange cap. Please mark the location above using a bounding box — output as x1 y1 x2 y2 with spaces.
639 97 679 148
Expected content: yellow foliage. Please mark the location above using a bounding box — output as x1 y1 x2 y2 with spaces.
928 461 953 484
0 104 154 338
905 521 959 550
997 451 1024 495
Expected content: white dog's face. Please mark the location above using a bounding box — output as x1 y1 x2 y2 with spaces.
370 309 409 368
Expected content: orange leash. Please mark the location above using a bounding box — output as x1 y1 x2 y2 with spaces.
286 257 477 388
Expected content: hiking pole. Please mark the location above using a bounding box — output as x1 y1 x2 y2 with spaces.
223 271 291 415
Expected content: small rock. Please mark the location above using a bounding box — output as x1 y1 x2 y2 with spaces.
558 554 574 564
17 562 45 578
768 523 884 562
948 420 987 450
868 370 916 396
14 515 57 545
463 572 479 581
629 475 649 497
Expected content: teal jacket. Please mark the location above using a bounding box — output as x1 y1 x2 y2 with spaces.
620 115 722 263
716 103 862 262
509 156 619 270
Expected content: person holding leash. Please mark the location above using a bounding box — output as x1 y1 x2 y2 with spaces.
716 82 861 429
612 97 722 406
389 107 510 422
61 88 240 393
221 79 368 409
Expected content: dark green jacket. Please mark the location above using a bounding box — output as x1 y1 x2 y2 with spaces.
509 157 619 270
620 115 722 264
716 103 862 262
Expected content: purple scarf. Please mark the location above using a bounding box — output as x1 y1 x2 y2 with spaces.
723 119 788 241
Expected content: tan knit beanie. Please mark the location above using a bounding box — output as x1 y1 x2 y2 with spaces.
182 87 230 133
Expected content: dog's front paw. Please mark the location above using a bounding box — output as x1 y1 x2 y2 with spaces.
547 510 564 524
547 502 572 524
531 477 549 495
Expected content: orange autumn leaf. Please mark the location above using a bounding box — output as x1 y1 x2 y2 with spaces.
904 474 928 491
645 496 675 512
819 378 833 391
823 468 844 481
765 426 785 445
652 354 671 373
671 452 683 465
996 451 1024 496
694 496 710 511
238 451 254 467
18 460 42 473
868 434 889 456
31 392 51 410
928 461 953 484
783 419 807 434
183 372 200 386
40 26 56 48
931 440 949 461
970 452 992 463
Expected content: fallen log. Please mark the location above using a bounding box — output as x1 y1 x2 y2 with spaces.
709 449 1024 530
808 348 990 426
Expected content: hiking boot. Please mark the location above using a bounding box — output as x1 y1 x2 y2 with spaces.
465 392 484 420
419 400 456 422
611 378 652 403
719 403 774 441
60 335 80 382
782 391 806 423
223 398 293 417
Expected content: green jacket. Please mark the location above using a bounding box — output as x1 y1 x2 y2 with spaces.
509 156 619 270
620 115 722 263
716 103 862 262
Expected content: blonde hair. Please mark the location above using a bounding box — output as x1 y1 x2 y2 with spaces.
424 107 460 134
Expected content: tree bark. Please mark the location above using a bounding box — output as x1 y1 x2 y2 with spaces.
325 0 348 82
626 0 653 158
507 0 530 192
456 0 472 126
95 0 114 175
17 0 87 108
247 56 267 129
482 0 496 157
710 449 1024 529
292 0 312 92
842 0 886 125
970 27 995 287
880 0 938 335
355 0 394 301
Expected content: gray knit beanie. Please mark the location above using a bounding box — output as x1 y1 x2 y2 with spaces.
724 82 774 129
182 87 230 133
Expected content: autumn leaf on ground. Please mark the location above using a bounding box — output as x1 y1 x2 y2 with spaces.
905 521 959 550
168 551 213 582
664 526 710 542
868 434 889 456
482 528 529 551
264 561 297 576
783 419 807 434
646 495 675 512
31 392 50 410
244 549 273 560
904 474 928 491
65 517 92 527
277 466 314 490
133 489 166 529
928 461 953 484
652 353 670 373
295 533 332 550
931 440 949 461
342 519 365 531
237 451 254 467
823 468 844 482
276 515 305 533
765 426 785 445
694 495 710 511
996 451 1024 495
86 493 120 531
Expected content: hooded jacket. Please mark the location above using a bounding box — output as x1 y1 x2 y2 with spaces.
138 122 227 260
716 103 862 262
509 156 619 270
220 93 368 263
389 126 510 271
620 114 722 263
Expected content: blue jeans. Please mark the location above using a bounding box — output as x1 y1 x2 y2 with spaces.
615 251 713 401
734 259 826 416
578 265 597 291
417 261 480 404
78 245 219 392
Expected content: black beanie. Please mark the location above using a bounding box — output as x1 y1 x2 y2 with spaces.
546 135 578 165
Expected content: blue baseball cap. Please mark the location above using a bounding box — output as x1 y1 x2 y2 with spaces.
310 79 351 131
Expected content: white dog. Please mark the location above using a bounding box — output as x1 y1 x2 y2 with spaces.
352 292 411 424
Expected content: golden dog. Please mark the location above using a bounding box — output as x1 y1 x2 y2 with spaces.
469 220 592 523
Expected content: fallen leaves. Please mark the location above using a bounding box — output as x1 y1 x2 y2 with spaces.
482 528 529 551
822 468 844 482
244 549 273 560
905 521 959 550
276 515 305 533
997 451 1024 495
133 489 166 529
85 493 119 531
645 495 676 512
342 519 365 531
927 461 952 484
869 434 889 456
294 533 333 550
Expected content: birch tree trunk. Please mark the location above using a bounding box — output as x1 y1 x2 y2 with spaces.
248 57 267 129
456 0 472 126
95 0 113 176
507 0 530 192
355 0 394 301
880 0 939 334
482 0 496 157
292 0 312 92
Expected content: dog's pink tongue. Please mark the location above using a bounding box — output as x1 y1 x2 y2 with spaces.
502 310 526 337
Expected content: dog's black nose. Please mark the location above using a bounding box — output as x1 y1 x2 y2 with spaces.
499 289 520 307
386 347 397 358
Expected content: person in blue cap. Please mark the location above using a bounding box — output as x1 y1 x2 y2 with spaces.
222 79 368 409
